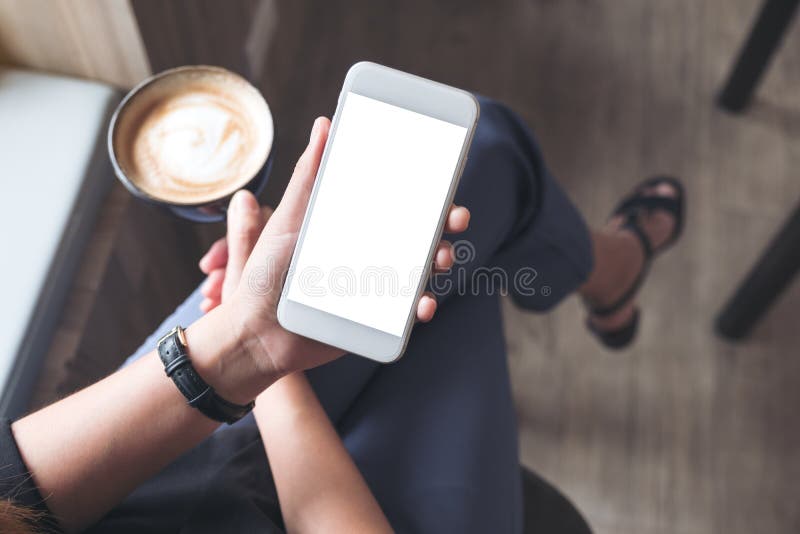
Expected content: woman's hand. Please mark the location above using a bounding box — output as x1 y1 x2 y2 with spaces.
201 117 470 382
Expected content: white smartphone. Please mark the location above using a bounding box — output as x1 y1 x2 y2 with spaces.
277 62 479 363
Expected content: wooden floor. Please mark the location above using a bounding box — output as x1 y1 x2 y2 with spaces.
35 0 800 532
488 2 800 534
260 1 800 533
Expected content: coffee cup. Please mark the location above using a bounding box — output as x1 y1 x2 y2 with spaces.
108 65 274 222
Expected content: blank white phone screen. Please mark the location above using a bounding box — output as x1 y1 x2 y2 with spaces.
286 92 468 336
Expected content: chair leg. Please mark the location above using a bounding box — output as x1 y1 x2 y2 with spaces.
716 201 800 340
717 0 800 112
521 466 592 534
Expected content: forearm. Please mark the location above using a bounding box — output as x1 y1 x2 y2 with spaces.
12 305 274 532
255 375 392 534
12 352 215 531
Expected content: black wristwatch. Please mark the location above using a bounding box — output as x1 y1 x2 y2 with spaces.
157 326 254 425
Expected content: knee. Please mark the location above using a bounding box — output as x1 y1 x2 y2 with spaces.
473 96 514 144
474 95 514 125
473 95 541 145
467 95 545 174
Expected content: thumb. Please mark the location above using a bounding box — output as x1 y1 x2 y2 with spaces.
222 190 263 301
268 117 330 235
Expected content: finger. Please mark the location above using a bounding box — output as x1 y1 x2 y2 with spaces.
200 298 217 314
416 292 437 323
433 240 454 272
268 117 330 235
197 206 272 274
444 205 470 234
199 238 228 274
201 268 225 301
222 190 264 301
260 205 275 224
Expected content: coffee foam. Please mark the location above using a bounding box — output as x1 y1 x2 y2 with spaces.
113 67 273 204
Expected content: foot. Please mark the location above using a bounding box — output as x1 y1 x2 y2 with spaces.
585 182 680 333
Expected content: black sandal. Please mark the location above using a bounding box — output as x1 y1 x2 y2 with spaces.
585 176 686 349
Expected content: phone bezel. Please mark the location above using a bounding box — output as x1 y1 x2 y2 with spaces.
277 61 479 363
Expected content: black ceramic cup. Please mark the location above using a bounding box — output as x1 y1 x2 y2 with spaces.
108 65 274 223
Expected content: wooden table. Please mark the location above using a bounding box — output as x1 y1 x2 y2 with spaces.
29 184 221 411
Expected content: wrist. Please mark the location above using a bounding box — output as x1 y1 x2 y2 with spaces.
255 373 319 422
184 304 278 405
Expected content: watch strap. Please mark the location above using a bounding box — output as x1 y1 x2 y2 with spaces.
158 326 254 425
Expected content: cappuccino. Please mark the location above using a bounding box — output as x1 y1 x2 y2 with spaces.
112 66 273 205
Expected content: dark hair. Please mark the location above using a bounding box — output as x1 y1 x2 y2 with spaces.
0 499 40 533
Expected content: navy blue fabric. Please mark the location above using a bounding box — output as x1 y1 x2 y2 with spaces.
107 96 593 533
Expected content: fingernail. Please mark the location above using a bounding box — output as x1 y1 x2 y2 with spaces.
233 190 258 214
309 118 320 142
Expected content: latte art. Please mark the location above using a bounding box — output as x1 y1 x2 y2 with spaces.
112 67 273 205
132 91 258 199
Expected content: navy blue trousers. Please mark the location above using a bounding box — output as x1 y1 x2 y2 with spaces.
124 97 593 533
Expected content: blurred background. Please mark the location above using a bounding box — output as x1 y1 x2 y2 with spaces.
2 1 800 532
